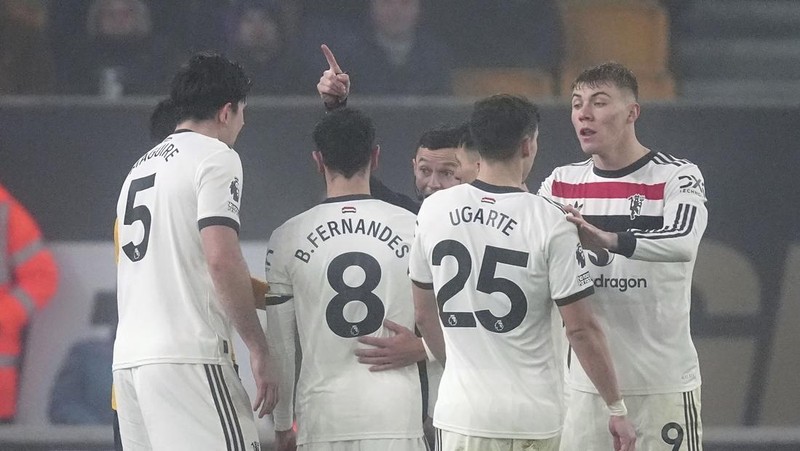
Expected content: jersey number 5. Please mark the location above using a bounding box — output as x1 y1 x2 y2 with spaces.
122 174 156 262
325 252 385 338
432 240 529 333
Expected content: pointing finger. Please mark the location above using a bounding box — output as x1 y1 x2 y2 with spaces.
321 44 342 74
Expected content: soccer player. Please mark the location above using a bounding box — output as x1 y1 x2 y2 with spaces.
264 108 427 451
410 94 636 451
113 53 277 450
538 62 707 450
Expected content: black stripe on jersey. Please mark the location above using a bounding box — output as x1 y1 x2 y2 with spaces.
265 295 292 306
584 215 663 233
541 196 568 214
214 365 246 451
205 364 234 451
554 285 594 307
632 204 697 240
652 152 692 167
412 279 434 290
199 216 240 234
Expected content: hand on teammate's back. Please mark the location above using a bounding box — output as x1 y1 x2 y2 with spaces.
355 319 426 371
250 350 279 418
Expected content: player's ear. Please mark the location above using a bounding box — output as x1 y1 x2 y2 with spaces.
627 103 640 123
371 145 380 171
312 151 325 174
218 102 233 124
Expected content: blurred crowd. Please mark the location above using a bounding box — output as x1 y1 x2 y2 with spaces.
0 0 564 97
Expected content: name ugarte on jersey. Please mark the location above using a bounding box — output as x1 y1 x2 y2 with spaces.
294 217 410 263
448 205 518 237
130 141 180 172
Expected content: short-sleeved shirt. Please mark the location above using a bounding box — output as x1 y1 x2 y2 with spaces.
114 130 243 369
266 195 423 445
408 180 594 439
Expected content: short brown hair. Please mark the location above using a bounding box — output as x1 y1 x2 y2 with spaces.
571 62 638 100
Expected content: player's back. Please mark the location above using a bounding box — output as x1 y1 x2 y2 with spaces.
114 131 243 369
410 180 594 439
266 195 422 443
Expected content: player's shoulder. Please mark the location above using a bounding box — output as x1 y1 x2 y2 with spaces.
648 151 700 170
171 130 237 157
548 157 594 178
368 198 418 220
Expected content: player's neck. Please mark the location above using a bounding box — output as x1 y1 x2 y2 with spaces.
476 161 525 189
325 172 371 198
592 137 649 171
175 120 220 142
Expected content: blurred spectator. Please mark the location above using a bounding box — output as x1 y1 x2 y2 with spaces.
226 1 303 95
0 0 56 94
48 291 116 425
346 0 454 95
70 0 173 96
0 180 58 423
148 0 230 57
297 0 453 96
429 0 563 73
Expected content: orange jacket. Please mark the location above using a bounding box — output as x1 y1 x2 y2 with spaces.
0 182 58 420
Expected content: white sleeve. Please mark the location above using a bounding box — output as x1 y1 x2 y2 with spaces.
195 150 243 232
265 300 296 431
265 227 293 298
408 215 433 286
619 164 708 262
537 170 556 199
546 217 595 306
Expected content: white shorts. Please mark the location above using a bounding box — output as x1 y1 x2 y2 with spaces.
299 437 428 451
560 387 703 451
435 429 560 451
113 362 261 451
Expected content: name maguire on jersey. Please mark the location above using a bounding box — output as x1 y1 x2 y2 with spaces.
294 216 410 263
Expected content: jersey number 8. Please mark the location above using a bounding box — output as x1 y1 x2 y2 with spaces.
325 251 385 338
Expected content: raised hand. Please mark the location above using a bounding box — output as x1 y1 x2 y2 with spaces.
317 44 350 108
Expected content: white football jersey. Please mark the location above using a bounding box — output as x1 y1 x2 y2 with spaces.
538 151 707 395
114 130 243 369
266 196 423 445
408 180 595 439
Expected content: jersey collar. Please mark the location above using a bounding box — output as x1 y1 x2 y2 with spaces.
471 179 525 194
322 194 373 204
593 151 656 178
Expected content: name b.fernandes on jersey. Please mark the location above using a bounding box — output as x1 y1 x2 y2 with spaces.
294 216 410 263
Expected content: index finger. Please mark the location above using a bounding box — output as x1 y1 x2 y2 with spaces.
321 44 342 74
